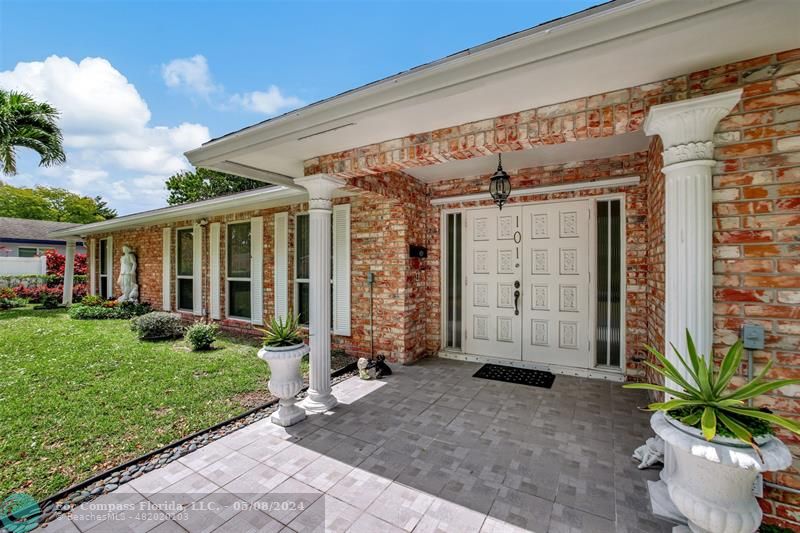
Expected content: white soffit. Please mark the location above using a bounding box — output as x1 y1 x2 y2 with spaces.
187 0 799 179
406 131 649 183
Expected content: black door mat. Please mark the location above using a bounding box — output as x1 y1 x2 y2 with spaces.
473 364 555 389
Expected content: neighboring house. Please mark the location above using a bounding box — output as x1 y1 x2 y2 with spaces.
0 217 85 257
50 0 800 526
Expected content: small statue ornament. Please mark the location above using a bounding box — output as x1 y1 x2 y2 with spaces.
632 436 664 469
117 245 139 303
357 357 376 380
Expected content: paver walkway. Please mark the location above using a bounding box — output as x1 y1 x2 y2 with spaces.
44 358 673 532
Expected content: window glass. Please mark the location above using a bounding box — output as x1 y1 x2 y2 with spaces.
18 248 37 258
229 280 251 318
99 240 108 275
177 229 193 276
178 278 193 310
296 214 309 279
227 223 251 278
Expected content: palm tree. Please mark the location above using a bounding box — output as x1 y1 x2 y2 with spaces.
0 89 66 175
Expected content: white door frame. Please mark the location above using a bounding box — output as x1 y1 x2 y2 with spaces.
439 193 627 378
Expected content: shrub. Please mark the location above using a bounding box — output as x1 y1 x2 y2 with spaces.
68 300 151 320
37 291 61 309
44 249 87 276
118 301 152 318
0 287 16 299
130 312 183 340
185 322 219 351
80 295 105 307
68 304 122 320
0 297 26 310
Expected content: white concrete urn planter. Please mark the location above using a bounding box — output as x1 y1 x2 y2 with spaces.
258 343 309 427
650 411 792 533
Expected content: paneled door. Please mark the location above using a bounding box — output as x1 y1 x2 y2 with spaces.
464 207 523 360
521 201 592 368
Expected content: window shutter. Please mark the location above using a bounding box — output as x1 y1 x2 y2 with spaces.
332 204 351 336
250 217 264 325
209 223 221 319
192 224 203 316
161 228 171 310
88 238 97 295
106 236 114 298
273 212 288 321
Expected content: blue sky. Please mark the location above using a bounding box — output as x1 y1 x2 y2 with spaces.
0 0 599 214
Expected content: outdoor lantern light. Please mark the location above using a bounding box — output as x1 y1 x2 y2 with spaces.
489 153 511 210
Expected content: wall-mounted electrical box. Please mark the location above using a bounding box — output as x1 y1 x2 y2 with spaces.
409 245 427 259
742 323 764 350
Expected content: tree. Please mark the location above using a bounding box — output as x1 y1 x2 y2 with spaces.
165 168 267 205
0 90 66 175
0 181 117 223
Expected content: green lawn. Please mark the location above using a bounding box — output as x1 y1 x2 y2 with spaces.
0 307 289 500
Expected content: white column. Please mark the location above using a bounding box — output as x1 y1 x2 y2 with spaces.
644 88 742 388
62 239 77 305
296 174 345 412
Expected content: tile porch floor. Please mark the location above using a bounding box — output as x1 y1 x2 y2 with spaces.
44 358 674 532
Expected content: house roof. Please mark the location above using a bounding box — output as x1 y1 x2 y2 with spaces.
0 217 84 244
185 0 799 181
48 185 311 238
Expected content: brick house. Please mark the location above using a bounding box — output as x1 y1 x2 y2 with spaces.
51 1 800 528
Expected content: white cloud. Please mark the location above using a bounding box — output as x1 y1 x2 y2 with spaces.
229 85 304 115
162 54 303 115
0 56 210 213
161 55 218 97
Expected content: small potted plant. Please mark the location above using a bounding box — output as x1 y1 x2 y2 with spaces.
258 315 308 427
625 331 800 533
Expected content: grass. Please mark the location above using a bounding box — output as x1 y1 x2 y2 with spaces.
0 307 313 500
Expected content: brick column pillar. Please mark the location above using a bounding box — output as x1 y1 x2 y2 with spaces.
644 88 742 388
295 174 345 412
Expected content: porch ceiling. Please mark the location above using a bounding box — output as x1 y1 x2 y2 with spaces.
186 0 799 183
405 131 649 183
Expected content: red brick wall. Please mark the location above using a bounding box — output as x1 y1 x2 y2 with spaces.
701 50 800 529
645 136 666 393
86 192 426 364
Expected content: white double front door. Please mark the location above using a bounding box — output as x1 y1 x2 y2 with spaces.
464 200 592 369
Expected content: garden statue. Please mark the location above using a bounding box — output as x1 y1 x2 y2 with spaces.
117 245 139 303
357 357 376 380
632 436 664 469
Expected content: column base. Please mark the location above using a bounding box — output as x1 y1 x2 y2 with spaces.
271 400 306 427
301 391 338 413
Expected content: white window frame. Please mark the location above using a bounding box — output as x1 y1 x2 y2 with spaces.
175 227 194 312
226 221 252 321
293 212 333 327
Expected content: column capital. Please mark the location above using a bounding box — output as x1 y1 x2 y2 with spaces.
295 174 346 210
644 89 742 166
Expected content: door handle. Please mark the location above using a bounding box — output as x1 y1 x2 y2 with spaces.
514 289 520 316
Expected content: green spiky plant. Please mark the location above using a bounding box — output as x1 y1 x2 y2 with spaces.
261 314 303 347
624 331 800 454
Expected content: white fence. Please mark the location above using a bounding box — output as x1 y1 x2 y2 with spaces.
0 256 47 276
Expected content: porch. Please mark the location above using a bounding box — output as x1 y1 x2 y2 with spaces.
49 358 672 532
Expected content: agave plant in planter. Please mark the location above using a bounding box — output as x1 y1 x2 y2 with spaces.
258 315 308 427
625 331 799 533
